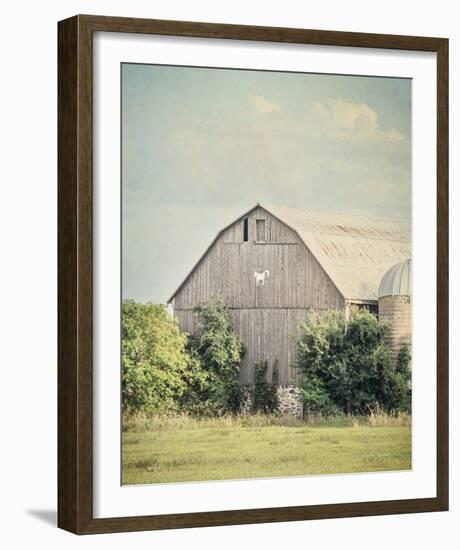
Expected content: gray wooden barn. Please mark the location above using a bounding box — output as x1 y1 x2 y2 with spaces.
168 204 411 394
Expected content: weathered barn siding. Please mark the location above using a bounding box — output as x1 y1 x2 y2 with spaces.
172 207 344 384
175 307 312 384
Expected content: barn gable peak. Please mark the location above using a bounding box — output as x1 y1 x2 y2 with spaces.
168 203 411 304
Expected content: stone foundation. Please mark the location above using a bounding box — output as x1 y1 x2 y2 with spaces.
240 385 303 417
276 385 303 417
240 386 254 414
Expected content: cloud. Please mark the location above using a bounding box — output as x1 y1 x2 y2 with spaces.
311 98 405 143
384 128 405 143
312 99 378 130
331 99 378 129
248 94 281 114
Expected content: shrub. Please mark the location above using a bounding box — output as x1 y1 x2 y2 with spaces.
301 376 339 416
296 308 411 415
252 361 279 414
176 345 212 415
122 300 205 415
187 294 245 414
394 342 412 411
397 342 411 374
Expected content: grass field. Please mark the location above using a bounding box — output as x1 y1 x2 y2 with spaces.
122 415 411 485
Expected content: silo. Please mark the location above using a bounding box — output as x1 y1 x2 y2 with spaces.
378 259 411 366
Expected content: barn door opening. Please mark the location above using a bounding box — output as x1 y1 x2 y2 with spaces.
256 219 266 242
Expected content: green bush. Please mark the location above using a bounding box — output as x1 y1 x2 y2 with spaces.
176 345 212 416
187 294 245 415
296 309 411 415
122 300 206 415
252 361 279 414
122 295 245 417
395 343 412 411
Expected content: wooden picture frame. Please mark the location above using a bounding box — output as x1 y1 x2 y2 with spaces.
58 14 449 534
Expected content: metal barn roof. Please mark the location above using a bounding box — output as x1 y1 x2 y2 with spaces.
262 203 411 303
168 203 411 304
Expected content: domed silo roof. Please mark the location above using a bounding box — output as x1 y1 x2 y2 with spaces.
378 259 411 298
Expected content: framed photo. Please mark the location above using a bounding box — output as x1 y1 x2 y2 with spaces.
58 15 448 534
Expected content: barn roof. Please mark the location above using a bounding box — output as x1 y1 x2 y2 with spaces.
168 203 411 304
262 203 411 302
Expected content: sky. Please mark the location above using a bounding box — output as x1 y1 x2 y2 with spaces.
122 63 411 304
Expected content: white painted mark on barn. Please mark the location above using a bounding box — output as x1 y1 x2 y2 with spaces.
254 270 270 286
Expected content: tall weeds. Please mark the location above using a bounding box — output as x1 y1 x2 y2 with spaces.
367 404 412 427
122 410 411 432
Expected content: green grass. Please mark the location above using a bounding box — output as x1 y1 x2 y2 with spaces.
122 415 411 485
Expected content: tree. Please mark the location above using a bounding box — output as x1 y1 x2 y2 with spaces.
252 361 279 414
122 300 202 415
394 343 412 411
188 294 244 414
296 308 411 415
